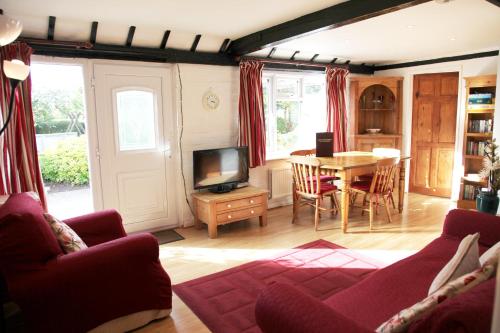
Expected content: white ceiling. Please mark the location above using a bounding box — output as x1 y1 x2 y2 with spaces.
2 0 500 65
250 0 500 65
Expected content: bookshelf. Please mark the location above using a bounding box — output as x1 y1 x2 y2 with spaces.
457 75 497 209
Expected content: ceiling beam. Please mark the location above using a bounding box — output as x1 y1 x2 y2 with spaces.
485 0 500 7
310 54 319 62
190 34 202 52
160 30 171 49
126 26 136 47
47 16 56 40
90 21 98 44
267 47 276 58
290 50 300 60
330 57 338 64
227 0 431 55
219 38 231 53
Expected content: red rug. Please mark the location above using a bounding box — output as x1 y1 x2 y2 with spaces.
173 239 385 333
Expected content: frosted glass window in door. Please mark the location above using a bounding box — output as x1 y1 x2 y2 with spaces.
116 90 156 151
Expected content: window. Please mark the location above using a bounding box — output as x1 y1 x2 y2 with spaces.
263 72 327 159
115 89 157 151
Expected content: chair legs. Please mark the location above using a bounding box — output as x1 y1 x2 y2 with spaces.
314 198 320 231
352 191 393 230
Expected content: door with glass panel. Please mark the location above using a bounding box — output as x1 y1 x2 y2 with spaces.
93 64 177 232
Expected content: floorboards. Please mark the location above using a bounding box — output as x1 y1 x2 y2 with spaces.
136 193 455 333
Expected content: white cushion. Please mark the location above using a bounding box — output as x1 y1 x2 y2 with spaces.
480 241 500 266
428 233 480 295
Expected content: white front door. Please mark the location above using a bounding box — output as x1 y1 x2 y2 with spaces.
93 64 177 232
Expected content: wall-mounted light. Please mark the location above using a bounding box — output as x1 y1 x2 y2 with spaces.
0 14 22 47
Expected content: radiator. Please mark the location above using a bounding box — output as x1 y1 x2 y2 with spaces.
268 167 293 199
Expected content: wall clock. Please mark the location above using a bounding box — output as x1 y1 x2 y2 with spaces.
202 89 220 111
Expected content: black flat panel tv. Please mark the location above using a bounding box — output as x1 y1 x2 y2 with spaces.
193 146 249 192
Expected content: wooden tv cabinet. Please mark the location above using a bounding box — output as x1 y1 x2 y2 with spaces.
192 186 268 238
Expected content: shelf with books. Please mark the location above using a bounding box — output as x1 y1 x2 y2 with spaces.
465 132 493 137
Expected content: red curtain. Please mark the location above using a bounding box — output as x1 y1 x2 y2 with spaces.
0 42 47 209
238 60 266 168
326 66 349 152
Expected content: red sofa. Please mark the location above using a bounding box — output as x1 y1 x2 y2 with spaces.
0 193 172 333
255 209 499 333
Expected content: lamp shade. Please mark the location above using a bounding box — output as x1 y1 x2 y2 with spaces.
3 60 30 81
0 14 22 46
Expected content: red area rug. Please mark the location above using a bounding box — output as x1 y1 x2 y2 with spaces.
173 239 385 333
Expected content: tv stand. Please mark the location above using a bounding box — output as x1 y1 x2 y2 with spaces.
192 186 269 238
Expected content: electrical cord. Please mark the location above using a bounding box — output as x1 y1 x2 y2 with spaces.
176 64 194 217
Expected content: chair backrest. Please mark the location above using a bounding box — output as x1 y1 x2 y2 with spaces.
370 157 400 194
290 156 321 198
290 149 315 156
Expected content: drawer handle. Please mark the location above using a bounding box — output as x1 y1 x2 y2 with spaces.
227 204 232 208
250 210 255 214
250 200 254 204
227 215 232 219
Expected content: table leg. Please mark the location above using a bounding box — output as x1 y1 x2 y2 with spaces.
398 160 406 213
340 170 351 233
193 199 202 229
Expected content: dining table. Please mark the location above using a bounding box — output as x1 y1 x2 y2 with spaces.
303 151 410 233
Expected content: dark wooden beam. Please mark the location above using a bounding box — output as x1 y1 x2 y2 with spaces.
219 38 231 53
310 54 319 62
267 47 276 58
228 0 430 55
0 9 3 15
485 0 500 7
160 30 171 49
330 57 338 64
126 26 136 47
47 16 56 40
26 39 236 66
345 60 351 65
190 34 201 52
290 50 300 60
90 21 98 44
374 50 500 71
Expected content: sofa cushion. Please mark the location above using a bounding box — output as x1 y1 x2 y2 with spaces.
428 233 480 295
408 277 495 333
44 213 88 253
324 236 488 331
0 193 62 273
480 240 500 266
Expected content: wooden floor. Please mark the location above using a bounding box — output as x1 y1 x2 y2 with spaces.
137 193 456 333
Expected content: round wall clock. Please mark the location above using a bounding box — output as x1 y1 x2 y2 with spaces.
202 90 220 111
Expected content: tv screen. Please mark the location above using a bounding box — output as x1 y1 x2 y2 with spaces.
193 146 249 190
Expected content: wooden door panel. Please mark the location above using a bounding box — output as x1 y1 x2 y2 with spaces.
410 72 458 198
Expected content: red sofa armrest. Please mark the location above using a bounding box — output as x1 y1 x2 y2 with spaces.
64 209 126 246
9 233 171 333
442 209 500 247
255 282 371 333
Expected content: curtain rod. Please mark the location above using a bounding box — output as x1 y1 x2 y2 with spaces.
239 56 349 69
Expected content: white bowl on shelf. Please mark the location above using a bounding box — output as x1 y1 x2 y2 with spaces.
366 128 382 134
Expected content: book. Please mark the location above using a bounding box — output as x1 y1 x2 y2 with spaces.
315 132 333 157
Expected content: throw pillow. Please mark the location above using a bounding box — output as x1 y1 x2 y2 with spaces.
376 254 498 333
428 233 480 295
44 213 88 253
480 240 500 266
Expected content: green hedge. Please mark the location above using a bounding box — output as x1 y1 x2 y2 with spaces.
35 120 86 135
39 136 89 186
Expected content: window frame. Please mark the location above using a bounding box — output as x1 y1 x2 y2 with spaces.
263 70 327 160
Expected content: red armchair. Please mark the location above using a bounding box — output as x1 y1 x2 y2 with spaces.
0 193 172 333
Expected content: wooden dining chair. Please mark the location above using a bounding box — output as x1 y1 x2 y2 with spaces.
290 156 340 231
290 149 337 182
350 157 400 230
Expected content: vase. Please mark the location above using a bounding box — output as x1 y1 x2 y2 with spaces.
476 190 499 215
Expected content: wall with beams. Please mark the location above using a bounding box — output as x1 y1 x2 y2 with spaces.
374 54 500 201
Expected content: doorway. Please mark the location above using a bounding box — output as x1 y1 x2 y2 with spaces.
410 72 459 197
93 64 177 232
31 63 93 219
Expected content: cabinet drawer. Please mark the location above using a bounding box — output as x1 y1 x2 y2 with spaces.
216 205 264 224
216 195 263 211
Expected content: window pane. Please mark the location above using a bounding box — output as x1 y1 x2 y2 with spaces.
301 76 327 148
276 100 300 152
116 90 156 151
276 78 300 99
262 77 273 151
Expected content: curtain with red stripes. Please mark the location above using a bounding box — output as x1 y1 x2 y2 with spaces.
326 66 349 153
0 42 47 209
238 60 266 168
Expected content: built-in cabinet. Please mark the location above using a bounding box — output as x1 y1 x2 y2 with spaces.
349 77 403 151
457 75 497 209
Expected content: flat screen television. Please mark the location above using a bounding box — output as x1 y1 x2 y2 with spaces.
193 146 249 193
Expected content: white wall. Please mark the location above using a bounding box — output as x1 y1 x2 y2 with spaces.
375 55 499 200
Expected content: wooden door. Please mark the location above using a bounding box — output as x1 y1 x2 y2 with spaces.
410 72 458 197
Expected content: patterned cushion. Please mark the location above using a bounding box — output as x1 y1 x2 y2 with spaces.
44 213 88 253
428 233 480 295
480 240 500 266
376 253 498 333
